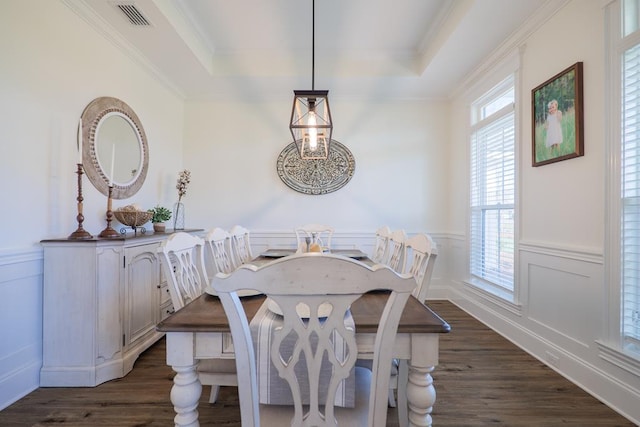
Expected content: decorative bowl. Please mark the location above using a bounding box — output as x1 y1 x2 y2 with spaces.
113 210 153 227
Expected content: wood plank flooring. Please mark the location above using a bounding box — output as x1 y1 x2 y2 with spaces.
0 300 634 426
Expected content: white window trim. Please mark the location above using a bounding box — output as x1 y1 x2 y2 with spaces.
464 51 522 306
605 0 640 362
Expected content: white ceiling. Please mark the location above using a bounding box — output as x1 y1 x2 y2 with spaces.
76 0 551 101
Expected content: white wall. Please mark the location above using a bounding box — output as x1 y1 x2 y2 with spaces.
0 0 185 409
183 99 450 234
444 1 640 424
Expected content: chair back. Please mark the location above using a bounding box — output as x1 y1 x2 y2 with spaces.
384 229 407 272
371 225 392 263
157 232 208 310
204 227 235 276
404 233 438 303
213 254 415 427
229 225 254 268
294 223 334 252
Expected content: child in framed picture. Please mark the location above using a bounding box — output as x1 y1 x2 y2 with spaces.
545 99 563 153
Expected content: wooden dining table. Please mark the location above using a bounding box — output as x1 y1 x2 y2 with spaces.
156 250 451 427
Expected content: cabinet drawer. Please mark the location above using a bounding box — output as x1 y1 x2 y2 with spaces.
160 300 174 321
160 284 172 305
195 332 235 358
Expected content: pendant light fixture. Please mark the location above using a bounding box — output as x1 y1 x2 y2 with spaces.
289 0 333 160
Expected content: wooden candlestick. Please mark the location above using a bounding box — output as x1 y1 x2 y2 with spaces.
68 163 93 240
98 185 120 238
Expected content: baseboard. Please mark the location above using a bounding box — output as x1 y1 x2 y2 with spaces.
0 360 40 410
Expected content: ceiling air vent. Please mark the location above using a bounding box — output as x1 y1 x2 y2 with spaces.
115 3 151 26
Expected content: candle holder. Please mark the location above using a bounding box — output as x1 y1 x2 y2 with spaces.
98 185 120 238
68 163 93 240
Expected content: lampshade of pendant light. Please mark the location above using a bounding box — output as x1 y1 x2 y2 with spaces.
289 0 333 160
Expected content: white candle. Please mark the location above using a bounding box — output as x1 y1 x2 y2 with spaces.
109 144 115 186
77 118 82 164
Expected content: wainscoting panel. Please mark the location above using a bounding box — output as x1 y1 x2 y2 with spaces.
525 249 602 350
0 248 44 410
428 234 464 299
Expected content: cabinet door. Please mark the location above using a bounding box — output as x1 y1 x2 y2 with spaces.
124 244 160 349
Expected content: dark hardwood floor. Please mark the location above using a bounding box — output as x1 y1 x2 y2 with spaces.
0 300 634 426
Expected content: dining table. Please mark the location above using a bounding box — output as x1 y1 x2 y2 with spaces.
156 248 451 427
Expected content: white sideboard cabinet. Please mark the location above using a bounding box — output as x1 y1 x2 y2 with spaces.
40 230 201 387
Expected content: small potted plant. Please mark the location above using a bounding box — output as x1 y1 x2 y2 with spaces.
148 205 172 233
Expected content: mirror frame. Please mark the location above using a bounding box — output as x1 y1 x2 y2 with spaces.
81 96 149 199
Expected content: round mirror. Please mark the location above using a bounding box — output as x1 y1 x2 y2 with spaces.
81 97 149 199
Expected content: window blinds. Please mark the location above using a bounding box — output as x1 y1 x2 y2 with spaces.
622 42 640 349
470 109 515 290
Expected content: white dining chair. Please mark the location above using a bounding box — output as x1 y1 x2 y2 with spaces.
157 232 209 310
361 233 439 423
229 225 254 268
358 227 402 408
157 232 237 403
351 226 398 410
212 253 415 427
371 225 392 263
390 232 438 425
203 227 235 281
384 229 408 272
404 233 438 303
294 223 334 252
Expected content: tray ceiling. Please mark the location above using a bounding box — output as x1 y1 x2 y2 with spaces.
75 0 554 101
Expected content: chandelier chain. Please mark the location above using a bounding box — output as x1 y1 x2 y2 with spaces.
312 0 315 90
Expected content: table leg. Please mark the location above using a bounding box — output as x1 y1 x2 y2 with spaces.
406 364 435 427
171 364 202 427
406 334 438 427
167 333 202 427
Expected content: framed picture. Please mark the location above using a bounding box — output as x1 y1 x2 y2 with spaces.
531 62 584 167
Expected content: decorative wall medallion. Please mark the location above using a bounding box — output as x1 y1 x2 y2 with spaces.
276 140 355 195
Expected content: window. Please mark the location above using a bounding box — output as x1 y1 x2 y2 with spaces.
469 76 516 296
607 0 640 359
620 0 640 355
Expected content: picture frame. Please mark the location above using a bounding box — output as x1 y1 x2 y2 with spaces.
531 62 584 167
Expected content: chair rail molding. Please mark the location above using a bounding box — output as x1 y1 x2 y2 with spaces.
519 240 603 265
